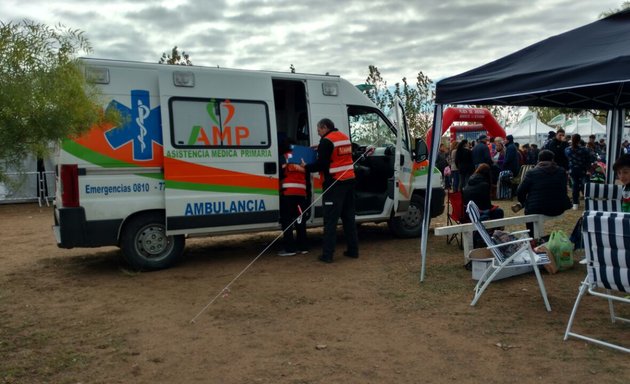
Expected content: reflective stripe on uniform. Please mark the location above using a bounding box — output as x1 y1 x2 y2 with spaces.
282 183 307 189
333 139 351 147
329 164 355 173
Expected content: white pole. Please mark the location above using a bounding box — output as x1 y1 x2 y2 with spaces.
576 114 579 136
420 104 443 282
533 112 537 144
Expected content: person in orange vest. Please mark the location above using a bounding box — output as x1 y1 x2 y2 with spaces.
302 118 358 263
278 139 309 256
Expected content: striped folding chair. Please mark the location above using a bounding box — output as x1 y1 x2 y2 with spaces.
584 183 623 212
466 201 552 311
564 211 630 353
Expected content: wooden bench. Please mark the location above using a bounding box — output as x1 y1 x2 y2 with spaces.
434 214 552 261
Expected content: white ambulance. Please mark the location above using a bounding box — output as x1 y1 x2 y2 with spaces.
53 58 444 270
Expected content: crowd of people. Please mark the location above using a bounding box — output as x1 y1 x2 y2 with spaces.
440 130 613 235
277 116 627 262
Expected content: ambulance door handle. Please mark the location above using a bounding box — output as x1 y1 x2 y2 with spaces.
264 162 277 175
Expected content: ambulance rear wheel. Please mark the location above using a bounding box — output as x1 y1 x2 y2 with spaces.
121 212 185 271
389 195 425 238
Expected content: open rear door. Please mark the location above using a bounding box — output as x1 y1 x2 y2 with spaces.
393 98 413 212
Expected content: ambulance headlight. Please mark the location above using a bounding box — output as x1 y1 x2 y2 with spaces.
85 67 110 84
322 82 338 96
173 71 195 87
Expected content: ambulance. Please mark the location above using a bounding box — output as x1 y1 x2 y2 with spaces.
53 58 444 270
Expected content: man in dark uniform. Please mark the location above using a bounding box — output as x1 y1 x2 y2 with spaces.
543 128 569 170
471 134 492 169
302 118 358 263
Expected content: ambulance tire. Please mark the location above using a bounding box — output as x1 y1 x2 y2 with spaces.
120 212 185 271
389 195 425 238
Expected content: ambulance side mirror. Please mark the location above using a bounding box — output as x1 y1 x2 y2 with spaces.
414 138 428 162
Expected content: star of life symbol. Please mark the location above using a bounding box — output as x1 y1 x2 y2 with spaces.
136 98 150 153
105 90 162 161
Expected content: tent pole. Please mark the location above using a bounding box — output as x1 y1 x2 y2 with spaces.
420 104 443 282
606 108 624 183
532 111 536 144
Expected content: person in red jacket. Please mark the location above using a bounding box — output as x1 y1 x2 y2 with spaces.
302 118 358 263
278 139 309 256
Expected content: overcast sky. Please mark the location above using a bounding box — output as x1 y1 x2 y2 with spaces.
0 0 623 84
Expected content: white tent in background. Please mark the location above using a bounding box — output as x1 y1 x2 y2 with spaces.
0 143 56 204
547 114 566 127
563 114 607 137
506 110 554 146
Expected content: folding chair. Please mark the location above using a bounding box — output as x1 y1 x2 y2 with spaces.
564 211 630 353
497 170 513 200
466 201 552 311
584 183 623 212
446 190 465 248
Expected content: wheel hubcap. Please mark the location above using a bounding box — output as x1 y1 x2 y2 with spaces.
402 205 421 228
136 225 171 258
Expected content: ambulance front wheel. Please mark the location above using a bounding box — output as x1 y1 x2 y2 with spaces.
120 212 185 271
389 195 425 238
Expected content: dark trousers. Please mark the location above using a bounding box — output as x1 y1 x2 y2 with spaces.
280 195 308 252
570 174 585 205
322 179 358 259
451 170 460 192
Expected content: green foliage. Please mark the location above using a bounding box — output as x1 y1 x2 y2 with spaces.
528 107 606 126
363 66 435 139
528 107 565 125
158 46 192 65
464 104 520 129
0 20 116 181
395 71 435 138
599 1 630 18
364 65 393 111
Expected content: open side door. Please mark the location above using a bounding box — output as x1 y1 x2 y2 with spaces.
393 98 413 213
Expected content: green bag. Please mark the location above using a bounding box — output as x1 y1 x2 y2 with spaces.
547 230 574 270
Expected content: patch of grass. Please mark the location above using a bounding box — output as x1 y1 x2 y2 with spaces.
0 305 131 384
0 326 91 383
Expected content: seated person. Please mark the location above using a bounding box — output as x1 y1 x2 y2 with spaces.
463 163 504 220
516 149 571 236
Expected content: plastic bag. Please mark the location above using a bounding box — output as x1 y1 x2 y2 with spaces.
547 230 574 270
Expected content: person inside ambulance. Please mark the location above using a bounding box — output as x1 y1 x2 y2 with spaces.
302 118 359 263
278 138 309 256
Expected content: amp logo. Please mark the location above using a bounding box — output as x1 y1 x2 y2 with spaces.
105 90 162 161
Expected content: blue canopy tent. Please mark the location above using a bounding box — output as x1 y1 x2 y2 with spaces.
420 10 630 281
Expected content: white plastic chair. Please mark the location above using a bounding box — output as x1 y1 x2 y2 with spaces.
564 211 630 353
466 201 552 311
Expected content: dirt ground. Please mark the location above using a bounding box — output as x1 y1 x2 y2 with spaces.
1 200 629 384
